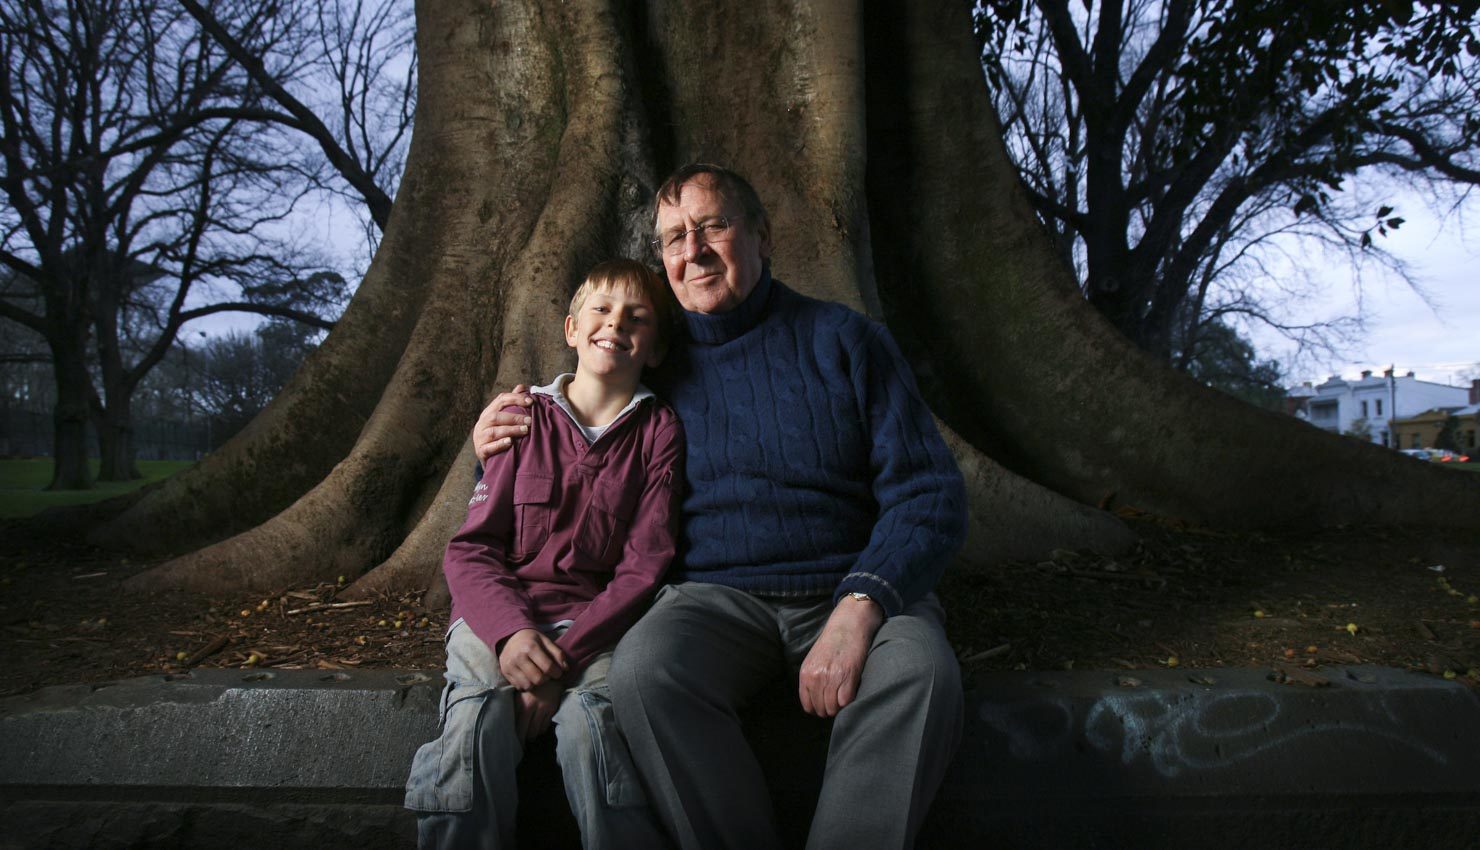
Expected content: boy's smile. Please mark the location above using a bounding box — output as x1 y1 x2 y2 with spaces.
564 286 662 382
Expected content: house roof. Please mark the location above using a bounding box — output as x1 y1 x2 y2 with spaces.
1392 405 1474 425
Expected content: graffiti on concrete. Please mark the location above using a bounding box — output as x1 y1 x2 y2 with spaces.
978 687 1451 778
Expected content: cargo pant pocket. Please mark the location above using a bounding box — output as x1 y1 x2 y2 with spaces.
404 682 494 813
559 687 648 810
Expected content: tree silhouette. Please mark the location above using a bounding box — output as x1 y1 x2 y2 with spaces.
69 0 1476 597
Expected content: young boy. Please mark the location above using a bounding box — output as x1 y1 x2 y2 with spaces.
405 259 683 850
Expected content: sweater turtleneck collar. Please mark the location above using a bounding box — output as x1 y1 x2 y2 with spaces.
681 269 773 345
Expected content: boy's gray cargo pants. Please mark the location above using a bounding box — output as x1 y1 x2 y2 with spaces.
404 619 669 850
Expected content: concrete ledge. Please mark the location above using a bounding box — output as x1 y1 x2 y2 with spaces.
2 666 1477 848
924 666 1480 848
0 669 438 849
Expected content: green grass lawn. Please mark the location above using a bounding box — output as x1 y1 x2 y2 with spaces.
0 459 193 519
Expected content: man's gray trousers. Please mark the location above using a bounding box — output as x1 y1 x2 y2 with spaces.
608 582 964 850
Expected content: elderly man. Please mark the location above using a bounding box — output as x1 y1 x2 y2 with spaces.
473 164 965 849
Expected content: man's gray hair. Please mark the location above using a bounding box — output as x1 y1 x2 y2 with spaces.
654 163 770 239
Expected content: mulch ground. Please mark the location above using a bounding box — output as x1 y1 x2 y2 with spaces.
2 515 1478 698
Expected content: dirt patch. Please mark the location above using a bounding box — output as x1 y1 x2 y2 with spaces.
2 516 1478 698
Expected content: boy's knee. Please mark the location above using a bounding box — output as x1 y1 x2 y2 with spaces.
553 695 597 760
553 688 650 811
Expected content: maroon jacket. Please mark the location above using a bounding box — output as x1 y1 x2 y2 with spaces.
444 392 684 674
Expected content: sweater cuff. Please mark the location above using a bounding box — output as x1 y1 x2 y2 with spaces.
834 572 904 619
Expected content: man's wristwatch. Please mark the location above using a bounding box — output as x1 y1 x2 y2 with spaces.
847 592 874 605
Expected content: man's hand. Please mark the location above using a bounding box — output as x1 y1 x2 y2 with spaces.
498 628 568 690
515 680 564 742
798 595 884 718
473 384 534 462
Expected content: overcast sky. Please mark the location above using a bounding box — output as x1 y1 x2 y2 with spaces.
1247 188 1478 389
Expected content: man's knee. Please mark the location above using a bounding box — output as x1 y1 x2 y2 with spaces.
608 642 674 720
607 602 684 707
867 615 962 708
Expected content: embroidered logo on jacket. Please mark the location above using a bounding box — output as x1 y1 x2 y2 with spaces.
468 481 489 507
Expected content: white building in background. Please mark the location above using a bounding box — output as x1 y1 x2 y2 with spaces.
1288 369 1475 447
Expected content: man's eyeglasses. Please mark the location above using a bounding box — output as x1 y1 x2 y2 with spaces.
651 216 736 257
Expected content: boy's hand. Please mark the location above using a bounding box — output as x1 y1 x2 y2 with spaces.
473 385 534 462
498 628 568 689
515 680 564 742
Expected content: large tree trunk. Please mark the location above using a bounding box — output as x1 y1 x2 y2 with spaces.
91 295 142 482
94 395 140 482
101 0 1479 597
46 337 93 491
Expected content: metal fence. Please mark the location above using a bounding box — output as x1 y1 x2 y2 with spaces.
0 408 211 460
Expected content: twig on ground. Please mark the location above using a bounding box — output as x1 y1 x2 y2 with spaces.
962 643 1013 664
285 600 374 616
184 634 229 667
1063 568 1166 587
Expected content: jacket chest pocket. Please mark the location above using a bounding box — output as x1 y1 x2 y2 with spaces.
512 473 555 559
573 477 642 567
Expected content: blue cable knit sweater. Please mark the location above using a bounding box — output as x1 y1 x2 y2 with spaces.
648 271 967 617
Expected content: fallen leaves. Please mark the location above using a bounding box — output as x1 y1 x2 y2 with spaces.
145 583 446 676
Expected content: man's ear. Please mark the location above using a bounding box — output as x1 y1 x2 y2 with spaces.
563 314 578 349
757 218 773 260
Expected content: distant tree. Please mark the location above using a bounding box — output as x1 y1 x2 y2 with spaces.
1345 417 1374 443
180 0 416 258
1434 414 1461 453
0 347 51 418
976 0 1480 366
0 0 383 488
0 0 328 486
1178 318 1285 410
189 319 323 446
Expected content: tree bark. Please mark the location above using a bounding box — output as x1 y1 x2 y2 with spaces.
47 341 93 491
100 0 1478 597
92 297 142 482
94 394 140 482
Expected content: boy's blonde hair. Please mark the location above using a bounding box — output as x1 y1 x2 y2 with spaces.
568 259 677 354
